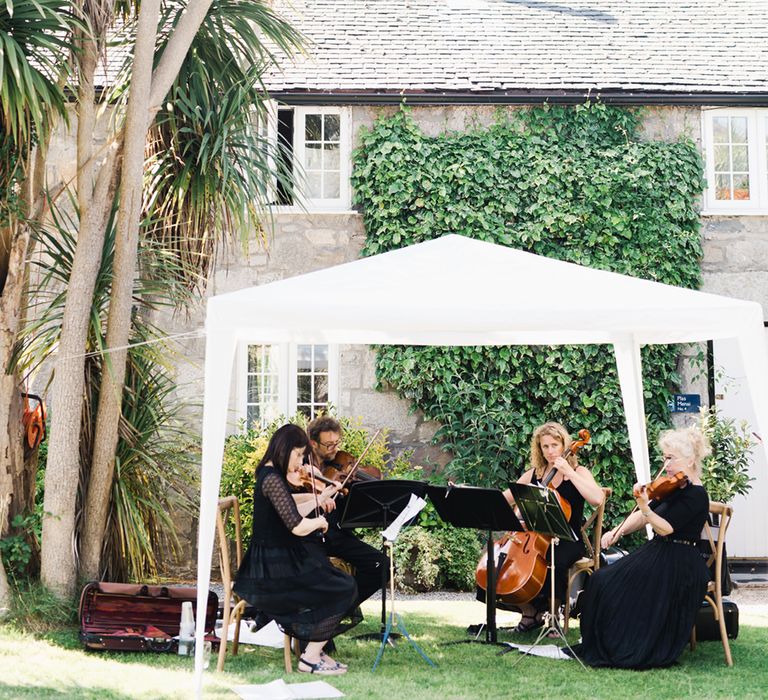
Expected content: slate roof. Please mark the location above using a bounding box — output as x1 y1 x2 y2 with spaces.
264 0 768 101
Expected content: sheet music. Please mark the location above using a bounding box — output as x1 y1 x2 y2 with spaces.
381 493 427 542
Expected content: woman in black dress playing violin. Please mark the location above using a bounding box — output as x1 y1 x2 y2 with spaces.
502 421 604 633
234 424 360 675
568 426 711 668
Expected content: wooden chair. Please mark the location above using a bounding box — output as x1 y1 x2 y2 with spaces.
563 487 612 632
215 496 248 672
690 501 734 666
215 496 300 673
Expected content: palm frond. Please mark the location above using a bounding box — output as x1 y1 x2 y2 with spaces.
0 0 77 146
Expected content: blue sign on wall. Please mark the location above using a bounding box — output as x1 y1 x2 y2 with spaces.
667 394 701 414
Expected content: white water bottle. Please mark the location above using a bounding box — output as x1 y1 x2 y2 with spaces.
178 601 195 656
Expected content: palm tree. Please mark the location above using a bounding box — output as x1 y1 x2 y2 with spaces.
0 0 77 608
17 0 303 593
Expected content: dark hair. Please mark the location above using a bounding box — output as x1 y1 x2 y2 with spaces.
258 424 309 476
307 416 342 442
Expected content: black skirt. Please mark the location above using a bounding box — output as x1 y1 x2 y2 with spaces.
234 539 361 642
569 538 710 668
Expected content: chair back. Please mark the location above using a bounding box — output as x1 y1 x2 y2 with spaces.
581 487 612 569
216 496 243 608
703 501 733 596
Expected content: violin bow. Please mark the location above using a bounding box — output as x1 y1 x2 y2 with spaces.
307 453 325 541
332 429 382 498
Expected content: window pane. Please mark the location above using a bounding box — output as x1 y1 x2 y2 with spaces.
713 117 730 143
732 145 748 171
297 344 312 371
305 143 322 170
267 374 279 399
247 375 261 403
314 375 329 403
324 143 340 171
324 114 340 141
247 346 262 373
307 172 323 199
314 345 328 370
713 145 730 172
264 346 279 372
247 405 260 427
323 172 340 199
714 173 731 200
298 374 312 403
730 117 748 143
305 114 322 141
733 174 750 200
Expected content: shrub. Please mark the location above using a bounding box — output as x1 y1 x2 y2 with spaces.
351 104 706 533
699 407 756 503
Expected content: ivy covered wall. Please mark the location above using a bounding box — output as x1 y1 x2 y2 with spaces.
351 103 706 520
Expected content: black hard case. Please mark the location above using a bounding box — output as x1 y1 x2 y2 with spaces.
78 581 219 652
695 599 739 640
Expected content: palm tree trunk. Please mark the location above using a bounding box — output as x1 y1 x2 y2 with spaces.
80 0 162 581
80 0 214 580
40 35 117 597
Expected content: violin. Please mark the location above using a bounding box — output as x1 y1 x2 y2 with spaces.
296 466 348 496
321 450 383 484
607 468 690 547
476 429 591 606
634 471 688 501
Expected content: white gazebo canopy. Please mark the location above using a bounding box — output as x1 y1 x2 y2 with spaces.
193 234 768 691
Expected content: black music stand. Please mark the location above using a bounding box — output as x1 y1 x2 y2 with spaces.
426 484 523 645
339 480 429 643
498 483 584 666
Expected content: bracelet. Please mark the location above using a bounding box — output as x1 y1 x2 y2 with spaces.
640 508 651 517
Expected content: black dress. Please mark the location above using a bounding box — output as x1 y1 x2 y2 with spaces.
569 484 710 669
233 466 361 641
477 472 585 610
530 472 586 607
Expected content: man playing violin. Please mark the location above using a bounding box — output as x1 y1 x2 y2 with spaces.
305 417 390 612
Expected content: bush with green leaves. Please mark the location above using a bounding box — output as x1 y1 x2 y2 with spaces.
351 103 705 529
699 407 756 503
362 525 482 592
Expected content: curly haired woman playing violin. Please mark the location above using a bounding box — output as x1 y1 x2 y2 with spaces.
567 426 711 668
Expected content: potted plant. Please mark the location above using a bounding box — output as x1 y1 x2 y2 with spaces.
699 407 756 505
698 407 756 595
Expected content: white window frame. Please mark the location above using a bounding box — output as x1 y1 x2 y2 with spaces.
267 104 353 213
702 108 768 215
237 342 339 427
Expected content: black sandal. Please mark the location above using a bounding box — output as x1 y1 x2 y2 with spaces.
297 656 346 676
513 615 544 633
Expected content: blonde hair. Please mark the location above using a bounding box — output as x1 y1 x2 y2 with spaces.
658 425 711 476
530 421 577 474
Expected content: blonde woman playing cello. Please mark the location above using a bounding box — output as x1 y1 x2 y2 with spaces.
500 421 604 634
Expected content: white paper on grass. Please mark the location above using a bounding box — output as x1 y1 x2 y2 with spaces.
501 642 573 660
215 619 284 648
381 494 427 542
233 679 344 699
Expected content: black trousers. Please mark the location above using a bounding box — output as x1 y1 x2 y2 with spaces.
323 525 390 606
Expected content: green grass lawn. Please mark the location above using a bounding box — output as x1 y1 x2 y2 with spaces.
1 599 766 699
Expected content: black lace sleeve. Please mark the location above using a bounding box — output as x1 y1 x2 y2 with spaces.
261 471 303 532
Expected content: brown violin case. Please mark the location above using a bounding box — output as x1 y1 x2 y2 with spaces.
78 581 219 652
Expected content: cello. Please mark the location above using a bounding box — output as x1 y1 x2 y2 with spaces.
475 429 591 606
